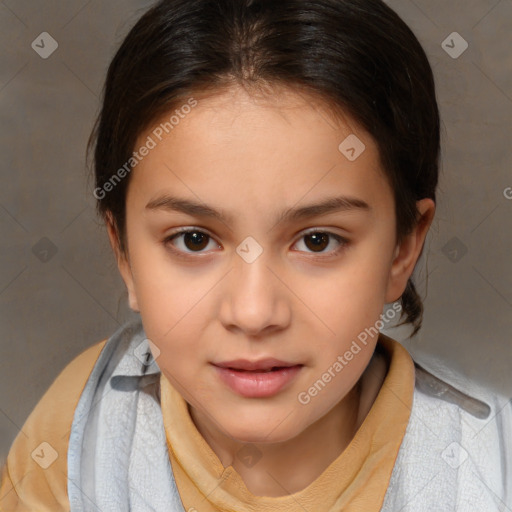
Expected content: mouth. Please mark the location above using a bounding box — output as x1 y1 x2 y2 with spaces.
225 366 293 373
211 359 304 398
212 357 302 372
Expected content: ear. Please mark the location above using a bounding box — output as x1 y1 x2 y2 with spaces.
385 198 435 303
106 214 140 312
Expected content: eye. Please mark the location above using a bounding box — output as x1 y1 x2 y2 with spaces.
163 228 349 258
164 228 220 255
293 230 349 256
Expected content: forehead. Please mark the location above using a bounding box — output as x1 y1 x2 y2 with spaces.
128 84 393 219
136 83 367 155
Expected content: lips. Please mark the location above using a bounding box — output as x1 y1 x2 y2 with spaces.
212 360 304 398
213 357 301 372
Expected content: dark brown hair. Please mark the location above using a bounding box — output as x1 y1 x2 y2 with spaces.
87 0 440 336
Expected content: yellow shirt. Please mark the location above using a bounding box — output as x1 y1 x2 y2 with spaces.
0 333 414 511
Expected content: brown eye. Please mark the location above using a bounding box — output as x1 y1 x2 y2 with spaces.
294 231 349 256
304 232 329 252
164 229 219 255
182 231 209 251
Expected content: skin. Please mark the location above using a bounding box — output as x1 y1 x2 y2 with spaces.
107 83 435 497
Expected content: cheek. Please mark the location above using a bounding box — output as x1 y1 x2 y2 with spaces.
297 259 389 339
127 249 217 373
128 239 202 329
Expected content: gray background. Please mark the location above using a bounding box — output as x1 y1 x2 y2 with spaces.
0 0 511 462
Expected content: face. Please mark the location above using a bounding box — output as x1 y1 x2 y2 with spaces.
110 84 433 444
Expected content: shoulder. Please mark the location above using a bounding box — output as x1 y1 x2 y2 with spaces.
385 358 512 510
0 337 108 511
411 359 512 447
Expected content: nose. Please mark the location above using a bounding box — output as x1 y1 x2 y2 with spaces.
218 249 291 337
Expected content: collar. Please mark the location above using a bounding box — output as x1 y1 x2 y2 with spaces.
107 317 162 390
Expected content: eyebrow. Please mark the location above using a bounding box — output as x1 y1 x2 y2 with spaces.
145 194 371 225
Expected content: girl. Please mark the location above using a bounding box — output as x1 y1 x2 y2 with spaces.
1 0 510 510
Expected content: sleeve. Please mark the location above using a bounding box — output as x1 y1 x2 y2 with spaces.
0 339 107 512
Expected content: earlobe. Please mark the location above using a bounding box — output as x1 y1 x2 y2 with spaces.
106 215 140 312
385 199 435 303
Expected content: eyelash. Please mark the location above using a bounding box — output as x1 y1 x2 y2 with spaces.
162 227 349 260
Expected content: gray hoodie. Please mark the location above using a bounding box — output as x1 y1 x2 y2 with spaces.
67 318 512 511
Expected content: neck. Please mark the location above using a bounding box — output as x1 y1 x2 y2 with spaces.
188 348 387 497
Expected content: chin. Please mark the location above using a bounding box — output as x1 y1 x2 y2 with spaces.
220 416 301 445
